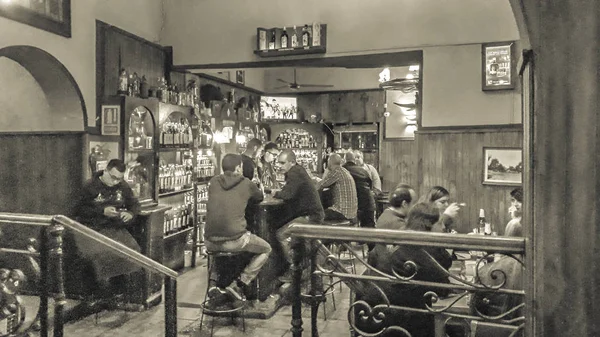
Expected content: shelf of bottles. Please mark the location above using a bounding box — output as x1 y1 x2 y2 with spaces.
163 191 195 238
197 184 209 215
158 160 194 196
196 150 216 182
124 106 155 203
255 23 327 57
160 117 193 147
276 128 319 173
237 125 256 153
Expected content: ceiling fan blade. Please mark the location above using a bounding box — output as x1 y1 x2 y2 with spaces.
277 78 292 84
298 84 335 88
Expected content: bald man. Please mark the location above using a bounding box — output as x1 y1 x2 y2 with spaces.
344 151 376 231
273 149 324 281
317 153 358 221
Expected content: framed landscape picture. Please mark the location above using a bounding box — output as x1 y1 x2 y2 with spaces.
0 0 71 38
482 41 515 91
483 147 522 186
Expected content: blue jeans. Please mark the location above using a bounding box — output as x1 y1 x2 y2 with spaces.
205 232 272 285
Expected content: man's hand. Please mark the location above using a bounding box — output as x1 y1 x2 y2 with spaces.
104 206 119 218
120 211 134 222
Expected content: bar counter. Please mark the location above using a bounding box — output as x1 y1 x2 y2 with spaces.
252 193 287 301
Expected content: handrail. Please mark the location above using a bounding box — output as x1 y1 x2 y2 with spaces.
286 224 526 253
53 215 178 279
0 213 55 226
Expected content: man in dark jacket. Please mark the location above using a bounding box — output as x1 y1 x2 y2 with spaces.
74 159 142 302
205 154 271 301
274 149 324 281
343 152 376 229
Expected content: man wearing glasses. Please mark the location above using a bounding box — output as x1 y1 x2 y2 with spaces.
74 159 142 309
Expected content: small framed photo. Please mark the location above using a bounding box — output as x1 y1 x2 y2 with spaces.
101 105 121 136
482 41 515 91
483 147 522 186
236 70 245 85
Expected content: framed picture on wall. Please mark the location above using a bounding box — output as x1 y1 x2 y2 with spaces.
101 105 121 136
482 41 515 91
483 147 522 186
0 0 71 38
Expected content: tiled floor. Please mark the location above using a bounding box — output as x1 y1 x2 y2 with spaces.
57 257 356 337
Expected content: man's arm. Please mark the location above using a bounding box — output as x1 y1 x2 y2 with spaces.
242 156 255 180
317 169 339 189
274 169 303 201
368 165 382 192
248 180 265 203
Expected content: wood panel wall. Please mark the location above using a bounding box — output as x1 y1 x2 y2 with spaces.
380 129 522 234
0 133 85 216
96 21 166 129
297 90 384 124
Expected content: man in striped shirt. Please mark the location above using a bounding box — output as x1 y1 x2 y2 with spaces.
317 153 358 220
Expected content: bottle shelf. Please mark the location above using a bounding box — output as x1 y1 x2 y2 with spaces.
159 145 193 151
164 226 194 240
196 176 214 183
159 187 195 198
254 46 326 58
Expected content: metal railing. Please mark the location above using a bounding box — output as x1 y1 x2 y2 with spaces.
287 224 526 337
0 212 178 337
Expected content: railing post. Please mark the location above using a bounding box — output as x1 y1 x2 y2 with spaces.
48 222 66 337
164 276 177 337
39 229 49 337
291 237 305 337
309 239 320 337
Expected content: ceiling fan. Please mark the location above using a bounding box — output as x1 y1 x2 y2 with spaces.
275 68 334 90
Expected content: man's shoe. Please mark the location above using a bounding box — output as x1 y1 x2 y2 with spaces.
207 286 230 307
225 281 246 302
278 270 293 283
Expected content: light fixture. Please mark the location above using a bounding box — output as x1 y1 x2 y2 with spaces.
1 0 12 4
378 68 391 83
236 134 247 144
406 73 415 80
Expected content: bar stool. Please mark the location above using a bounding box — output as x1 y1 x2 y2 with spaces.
198 251 246 337
322 219 361 293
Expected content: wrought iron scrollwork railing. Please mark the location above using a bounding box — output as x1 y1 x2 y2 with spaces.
0 213 179 337
286 225 526 337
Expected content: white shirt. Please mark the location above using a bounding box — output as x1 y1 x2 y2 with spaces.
363 163 382 192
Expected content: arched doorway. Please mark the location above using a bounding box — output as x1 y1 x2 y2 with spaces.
0 45 86 215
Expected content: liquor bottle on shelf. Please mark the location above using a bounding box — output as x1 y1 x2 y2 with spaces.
118 69 128 95
281 27 289 48
291 25 299 48
302 24 311 47
269 30 276 50
312 22 321 47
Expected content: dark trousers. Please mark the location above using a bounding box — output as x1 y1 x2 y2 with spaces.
358 209 375 250
324 208 348 221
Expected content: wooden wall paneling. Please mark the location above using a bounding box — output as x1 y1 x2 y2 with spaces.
379 139 418 191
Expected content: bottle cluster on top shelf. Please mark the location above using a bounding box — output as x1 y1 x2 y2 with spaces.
197 184 209 213
257 23 322 51
118 71 200 109
164 199 193 236
295 149 319 173
276 129 318 149
159 163 193 194
160 119 193 146
196 155 215 179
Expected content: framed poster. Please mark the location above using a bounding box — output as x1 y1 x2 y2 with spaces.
101 105 121 136
0 0 71 38
236 70 245 85
483 147 522 186
482 41 515 91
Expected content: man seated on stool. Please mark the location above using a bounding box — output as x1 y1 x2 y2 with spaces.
205 154 271 302
73 159 142 310
317 153 357 221
274 149 324 282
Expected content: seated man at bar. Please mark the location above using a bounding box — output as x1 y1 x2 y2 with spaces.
354 150 382 195
204 153 271 302
241 138 263 181
73 159 142 307
316 153 357 221
375 184 416 230
274 149 324 282
343 152 376 230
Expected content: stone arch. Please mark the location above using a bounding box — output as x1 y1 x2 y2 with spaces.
0 45 86 131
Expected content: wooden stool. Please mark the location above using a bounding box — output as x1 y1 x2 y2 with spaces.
198 251 246 337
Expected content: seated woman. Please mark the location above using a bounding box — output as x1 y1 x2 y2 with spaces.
505 187 523 236
418 186 461 233
358 202 453 337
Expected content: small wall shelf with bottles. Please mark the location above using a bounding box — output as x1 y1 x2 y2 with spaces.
255 24 327 58
275 128 320 173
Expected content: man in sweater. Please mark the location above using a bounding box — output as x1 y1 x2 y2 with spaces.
317 153 358 221
205 154 271 301
274 149 324 281
354 150 382 195
375 184 416 230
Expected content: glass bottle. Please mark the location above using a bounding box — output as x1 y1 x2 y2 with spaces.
281 27 289 48
302 24 311 47
291 25 299 48
118 69 129 95
269 30 276 50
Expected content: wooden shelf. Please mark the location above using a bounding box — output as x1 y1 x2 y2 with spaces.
254 46 326 58
163 226 194 240
158 187 194 198
159 145 192 151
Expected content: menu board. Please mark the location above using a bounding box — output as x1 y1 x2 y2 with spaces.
482 42 514 91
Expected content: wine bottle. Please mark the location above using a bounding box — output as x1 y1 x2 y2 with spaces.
478 209 486 234
302 24 311 47
291 25 299 47
281 27 289 48
269 30 276 50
